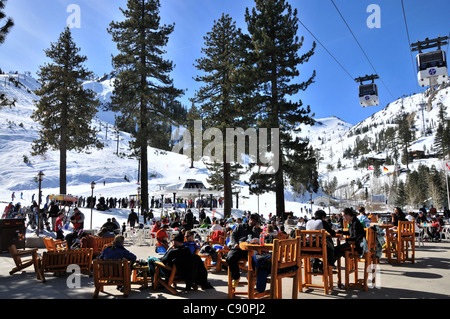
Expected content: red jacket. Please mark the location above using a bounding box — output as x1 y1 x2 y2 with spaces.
55 216 64 232
71 212 84 230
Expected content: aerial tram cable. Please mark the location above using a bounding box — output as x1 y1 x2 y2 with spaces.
400 0 421 94
297 18 355 82
330 0 395 101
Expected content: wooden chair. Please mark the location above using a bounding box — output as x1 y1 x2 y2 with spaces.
153 260 198 295
384 227 397 263
8 244 43 281
247 237 302 299
92 258 131 298
94 237 115 253
296 229 334 295
43 237 68 252
203 230 227 272
397 221 415 264
343 227 376 291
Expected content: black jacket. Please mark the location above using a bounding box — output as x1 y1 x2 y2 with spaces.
230 222 262 247
342 216 366 254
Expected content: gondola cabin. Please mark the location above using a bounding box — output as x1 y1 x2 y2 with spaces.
416 49 448 87
359 83 379 107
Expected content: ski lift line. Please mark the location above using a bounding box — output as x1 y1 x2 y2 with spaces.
329 0 395 100
297 18 355 81
400 0 421 94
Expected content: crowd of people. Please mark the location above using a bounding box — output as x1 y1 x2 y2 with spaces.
2 194 449 294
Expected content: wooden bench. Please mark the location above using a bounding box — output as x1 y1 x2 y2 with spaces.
40 248 93 283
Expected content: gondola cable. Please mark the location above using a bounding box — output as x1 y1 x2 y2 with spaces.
400 0 422 94
297 18 355 82
330 0 395 101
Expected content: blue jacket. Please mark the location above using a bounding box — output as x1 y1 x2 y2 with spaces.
100 243 137 264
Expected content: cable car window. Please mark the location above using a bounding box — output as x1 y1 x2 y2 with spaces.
359 84 377 96
417 50 446 70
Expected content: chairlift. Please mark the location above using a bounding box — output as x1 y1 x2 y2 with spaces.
416 49 448 87
355 74 379 107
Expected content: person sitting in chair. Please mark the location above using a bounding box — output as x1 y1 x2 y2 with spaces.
160 233 213 291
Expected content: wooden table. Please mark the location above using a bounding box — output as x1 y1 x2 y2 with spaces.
238 242 274 299
239 241 273 253
131 265 150 289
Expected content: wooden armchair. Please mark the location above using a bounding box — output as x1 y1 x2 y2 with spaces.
202 230 227 272
8 244 43 281
92 258 131 298
94 237 114 253
43 237 68 252
296 229 334 295
153 260 197 295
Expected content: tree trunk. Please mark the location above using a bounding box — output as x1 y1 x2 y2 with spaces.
223 152 232 218
60 99 68 195
60 143 67 195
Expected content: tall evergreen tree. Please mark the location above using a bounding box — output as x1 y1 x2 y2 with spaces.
192 13 254 218
395 180 407 208
108 0 183 211
245 0 316 217
0 0 14 108
0 0 13 45
396 112 414 169
434 103 450 159
31 27 102 194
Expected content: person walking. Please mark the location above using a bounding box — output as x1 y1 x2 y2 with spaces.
127 209 139 228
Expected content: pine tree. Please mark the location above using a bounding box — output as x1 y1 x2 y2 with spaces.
108 0 183 211
31 27 102 195
0 0 13 45
396 112 414 169
184 103 203 169
395 180 407 208
434 103 450 159
245 0 316 217
0 0 14 108
192 13 254 218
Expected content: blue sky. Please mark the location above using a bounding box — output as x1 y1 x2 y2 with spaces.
0 0 449 125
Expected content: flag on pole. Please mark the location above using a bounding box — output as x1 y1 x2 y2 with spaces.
383 167 389 171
